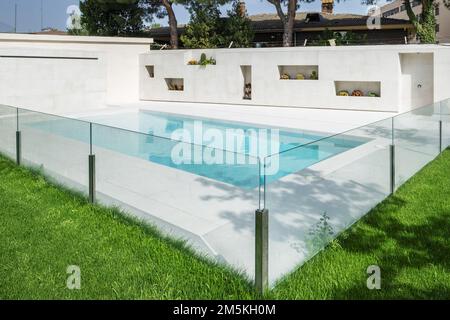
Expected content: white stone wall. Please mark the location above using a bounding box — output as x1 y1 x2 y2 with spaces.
140 45 450 113
0 33 152 114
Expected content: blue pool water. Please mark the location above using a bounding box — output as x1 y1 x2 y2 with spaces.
29 110 368 189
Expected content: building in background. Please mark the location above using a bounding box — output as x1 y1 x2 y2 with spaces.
380 0 450 43
149 0 413 47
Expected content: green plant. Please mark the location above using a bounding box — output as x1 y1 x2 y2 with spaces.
197 54 216 66
311 29 367 46
200 53 207 64
310 70 318 80
306 212 335 255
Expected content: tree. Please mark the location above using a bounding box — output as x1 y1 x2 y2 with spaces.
161 0 179 48
141 0 178 47
145 1 222 50
180 1 224 48
405 0 437 43
266 0 311 47
179 0 241 48
79 0 148 36
222 0 254 47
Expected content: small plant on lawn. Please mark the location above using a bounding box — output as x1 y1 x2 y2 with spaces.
306 211 335 255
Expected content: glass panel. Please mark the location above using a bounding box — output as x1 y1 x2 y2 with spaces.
394 103 441 188
0 105 17 160
264 118 393 285
18 109 90 194
91 123 260 280
441 99 450 150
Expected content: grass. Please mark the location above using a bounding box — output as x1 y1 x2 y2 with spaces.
0 150 449 299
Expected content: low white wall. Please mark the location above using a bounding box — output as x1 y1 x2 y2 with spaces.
0 33 152 114
140 45 450 113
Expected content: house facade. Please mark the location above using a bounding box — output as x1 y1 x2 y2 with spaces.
380 0 450 43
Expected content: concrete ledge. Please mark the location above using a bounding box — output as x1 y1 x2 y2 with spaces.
0 33 153 45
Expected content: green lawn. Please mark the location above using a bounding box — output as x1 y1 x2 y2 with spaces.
0 150 449 299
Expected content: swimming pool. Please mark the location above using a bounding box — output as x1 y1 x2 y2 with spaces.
29 110 368 188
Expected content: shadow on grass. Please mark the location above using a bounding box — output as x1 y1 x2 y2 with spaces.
334 212 450 299
272 189 450 299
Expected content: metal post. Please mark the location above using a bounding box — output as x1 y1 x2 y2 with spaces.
88 154 95 204
439 120 443 153
16 130 21 165
88 123 95 203
255 208 268 295
390 144 395 195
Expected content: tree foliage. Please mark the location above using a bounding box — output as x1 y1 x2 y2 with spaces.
180 0 253 48
222 0 254 48
79 0 150 36
311 29 367 46
180 1 224 48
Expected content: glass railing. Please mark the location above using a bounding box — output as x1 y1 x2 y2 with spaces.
91 123 261 276
262 100 448 285
440 99 450 150
0 104 261 285
17 108 91 194
0 98 448 290
0 104 17 159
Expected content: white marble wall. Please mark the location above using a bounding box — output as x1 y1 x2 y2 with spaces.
140 45 450 112
0 33 152 114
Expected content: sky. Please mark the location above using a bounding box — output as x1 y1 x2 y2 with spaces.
0 0 390 33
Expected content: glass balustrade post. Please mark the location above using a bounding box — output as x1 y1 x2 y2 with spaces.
255 208 268 295
255 156 268 294
439 101 443 154
88 123 96 204
390 117 395 194
15 108 21 165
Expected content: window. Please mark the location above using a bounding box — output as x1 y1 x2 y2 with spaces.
412 0 421 8
436 24 440 32
383 7 400 18
435 4 440 16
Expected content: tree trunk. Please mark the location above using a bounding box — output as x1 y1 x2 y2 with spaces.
404 0 436 43
162 0 178 49
269 0 297 47
283 0 297 47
